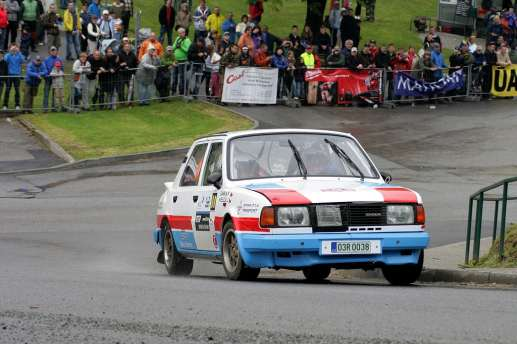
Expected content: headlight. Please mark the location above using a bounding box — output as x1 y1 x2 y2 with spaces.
316 205 342 227
277 207 310 227
386 205 414 225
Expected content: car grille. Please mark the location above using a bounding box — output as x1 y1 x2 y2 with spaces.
312 203 386 232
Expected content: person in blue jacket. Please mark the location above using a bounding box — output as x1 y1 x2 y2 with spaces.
430 43 447 80
221 12 236 43
42 46 64 112
271 47 288 98
3 43 25 110
87 0 101 18
23 55 47 113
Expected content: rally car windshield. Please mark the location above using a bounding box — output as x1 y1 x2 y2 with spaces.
228 133 379 180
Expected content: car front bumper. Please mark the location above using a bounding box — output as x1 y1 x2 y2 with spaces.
236 231 429 269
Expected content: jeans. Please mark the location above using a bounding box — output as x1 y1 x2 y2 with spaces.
66 31 81 60
190 63 203 95
172 62 188 95
43 78 55 110
159 25 173 46
292 80 304 98
138 81 152 104
4 77 20 107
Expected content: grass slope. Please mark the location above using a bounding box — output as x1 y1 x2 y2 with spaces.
470 224 517 268
134 0 437 48
22 100 253 160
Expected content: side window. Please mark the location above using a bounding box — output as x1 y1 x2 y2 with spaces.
202 142 223 186
180 144 208 187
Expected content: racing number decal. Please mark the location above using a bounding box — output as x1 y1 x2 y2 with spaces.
195 212 210 231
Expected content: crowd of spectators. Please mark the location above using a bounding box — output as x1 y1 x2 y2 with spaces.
1 0 517 113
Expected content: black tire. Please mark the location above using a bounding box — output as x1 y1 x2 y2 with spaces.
302 266 332 282
222 222 260 281
382 251 424 286
163 223 193 276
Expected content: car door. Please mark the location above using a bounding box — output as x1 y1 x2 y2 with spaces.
171 142 209 251
193 141 223 252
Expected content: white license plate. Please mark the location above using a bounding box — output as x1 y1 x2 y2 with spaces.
321 240 382 255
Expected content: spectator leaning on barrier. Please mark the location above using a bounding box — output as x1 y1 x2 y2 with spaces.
300 45 319 69
64 2 81 61
139 32 163 59
431 43 446 80
136 45 160 106
483 42 497 98
254 43 271 67
292 56 306 99
188 38 207 95
497 44 512 66
171 27 191 95
235 14 248 42
345 46 365 70
23 55 46 113
42 46 62 112
271 47 288 97
5 0 19 50
49 60 64 111
374 46 390 70
222 12 236 43
156 45 175 100
238 45 252 66
88 50 103 107
176 2 192 35
3 44 24 110
117 42 137 103
98 46 117 109
220 43 240 75
193 0 210 40
72 52 91 110
42 4 61 50
327 46 345 67
359 45 374 68
159 0 175 46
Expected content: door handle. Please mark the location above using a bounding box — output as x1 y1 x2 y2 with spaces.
172 196 178 203
193 195 198 202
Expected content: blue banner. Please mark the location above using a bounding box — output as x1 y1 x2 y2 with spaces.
394 69 464 97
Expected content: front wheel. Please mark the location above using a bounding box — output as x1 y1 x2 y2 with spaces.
163 225 193 276
222 222 260 281
302 266 332 282
382 251 424 286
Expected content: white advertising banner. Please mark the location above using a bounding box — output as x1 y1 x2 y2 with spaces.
222 67 278 104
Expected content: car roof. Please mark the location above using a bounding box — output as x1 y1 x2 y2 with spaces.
195 129 353 142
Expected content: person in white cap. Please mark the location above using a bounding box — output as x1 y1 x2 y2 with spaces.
136 44 160 105
98 9 115 40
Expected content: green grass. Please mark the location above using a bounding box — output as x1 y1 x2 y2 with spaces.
134 0 437 48
468 224 517 268
21 99 253 160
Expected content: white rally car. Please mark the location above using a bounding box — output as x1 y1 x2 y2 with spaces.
153 129 429 285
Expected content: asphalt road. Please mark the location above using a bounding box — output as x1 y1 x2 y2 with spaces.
1 101 517 343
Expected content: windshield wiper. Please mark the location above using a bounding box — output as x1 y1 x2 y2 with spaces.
324 138 365 182
287 139 307 179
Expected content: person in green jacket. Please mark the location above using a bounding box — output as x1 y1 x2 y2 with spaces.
171 27 191 95
21 0 42 52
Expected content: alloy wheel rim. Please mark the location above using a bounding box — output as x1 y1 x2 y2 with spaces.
224 232 239 272
164 231 173 267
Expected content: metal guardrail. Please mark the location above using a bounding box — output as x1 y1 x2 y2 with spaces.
465 177 517 264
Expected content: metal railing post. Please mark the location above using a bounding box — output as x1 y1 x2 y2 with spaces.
492 200 499 243
466 64 472 98
499 182 509 260
473 192 484 263
465 197 474 264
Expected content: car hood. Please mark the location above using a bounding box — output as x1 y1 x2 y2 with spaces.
237 179 421 205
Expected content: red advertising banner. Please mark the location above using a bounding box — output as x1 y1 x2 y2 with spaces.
304 68 383 105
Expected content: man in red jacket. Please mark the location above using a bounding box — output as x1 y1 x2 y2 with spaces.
248 0 263 25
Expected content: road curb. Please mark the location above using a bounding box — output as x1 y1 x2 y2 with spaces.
17 118 76 163
419 268 517 286
3 102 256 176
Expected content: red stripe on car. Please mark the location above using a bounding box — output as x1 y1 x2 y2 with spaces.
167 215 192 230
375 187 418 203
253 189 311 205
233 217 270 232
214 216 224 232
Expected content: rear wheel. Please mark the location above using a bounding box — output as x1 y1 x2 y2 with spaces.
302 266 332 282
222 222 260 281
163 223 193 276
382 251 424 286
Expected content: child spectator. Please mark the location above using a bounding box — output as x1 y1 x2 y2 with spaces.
49 60 65 111
72 52 91 110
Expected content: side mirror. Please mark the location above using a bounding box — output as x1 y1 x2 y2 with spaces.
380 171 392 184
207 171 222 189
